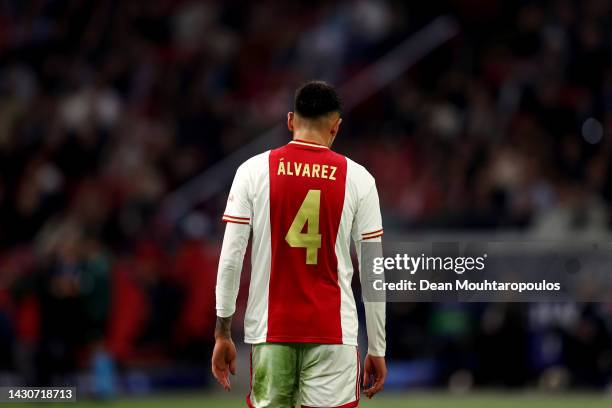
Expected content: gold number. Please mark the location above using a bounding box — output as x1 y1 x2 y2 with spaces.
285 189 322 264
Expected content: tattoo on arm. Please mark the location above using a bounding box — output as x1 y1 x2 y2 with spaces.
215 316 232 340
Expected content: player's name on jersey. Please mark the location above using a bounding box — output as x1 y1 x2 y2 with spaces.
277 159 337 180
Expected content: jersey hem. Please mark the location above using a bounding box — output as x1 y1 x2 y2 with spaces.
301 400 359 408
244 336 358 346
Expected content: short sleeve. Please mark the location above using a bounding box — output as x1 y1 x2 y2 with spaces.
352 181 383 241
222 163 252 225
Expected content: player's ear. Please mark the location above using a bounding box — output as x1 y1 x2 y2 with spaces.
331 117 342 137
287 112 295 132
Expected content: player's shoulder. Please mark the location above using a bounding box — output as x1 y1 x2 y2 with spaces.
345 155 376 187
236 150 271 175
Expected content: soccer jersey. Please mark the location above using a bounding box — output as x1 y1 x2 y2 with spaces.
218 139 383 348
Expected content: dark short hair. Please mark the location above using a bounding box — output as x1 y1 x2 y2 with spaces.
294 80 342 118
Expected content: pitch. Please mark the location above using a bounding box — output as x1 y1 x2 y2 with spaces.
20 393 611 408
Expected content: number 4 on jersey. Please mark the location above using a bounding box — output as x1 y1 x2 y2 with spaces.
285 189 322 264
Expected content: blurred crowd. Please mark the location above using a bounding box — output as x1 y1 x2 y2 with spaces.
345 0 612 237
0 0 611 391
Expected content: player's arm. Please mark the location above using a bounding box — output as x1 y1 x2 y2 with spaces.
352 179 387 398
212 164 252 391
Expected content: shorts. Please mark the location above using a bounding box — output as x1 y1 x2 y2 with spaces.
247 343 360 408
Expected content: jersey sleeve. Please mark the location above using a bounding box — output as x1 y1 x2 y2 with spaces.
216 221 251 318
222 163 252 225
352 180 384 241
356 240 386 356
352 169 386 356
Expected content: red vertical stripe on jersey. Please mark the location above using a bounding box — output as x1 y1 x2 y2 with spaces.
267 143 347 343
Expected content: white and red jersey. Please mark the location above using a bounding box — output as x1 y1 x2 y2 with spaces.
217 139 384 354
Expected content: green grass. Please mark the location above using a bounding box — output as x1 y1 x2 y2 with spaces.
18 393 612 408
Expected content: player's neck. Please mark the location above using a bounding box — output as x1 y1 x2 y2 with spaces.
292 132 332 147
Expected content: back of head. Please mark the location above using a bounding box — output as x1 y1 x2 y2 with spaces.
294 81 342 120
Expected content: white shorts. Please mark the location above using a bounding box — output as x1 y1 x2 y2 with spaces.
247 343 361 408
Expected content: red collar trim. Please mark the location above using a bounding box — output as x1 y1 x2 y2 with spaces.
289 139 329 149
